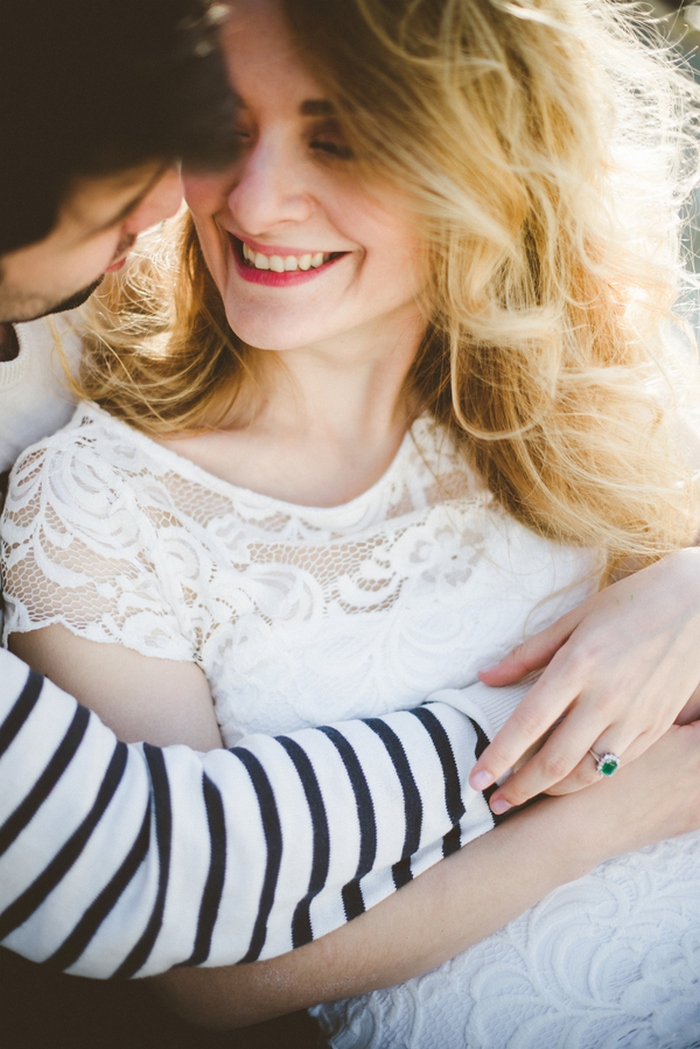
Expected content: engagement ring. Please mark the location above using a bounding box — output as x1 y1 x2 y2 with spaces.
589 749 620 777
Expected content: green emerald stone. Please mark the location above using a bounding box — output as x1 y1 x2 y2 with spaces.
599 755 619 776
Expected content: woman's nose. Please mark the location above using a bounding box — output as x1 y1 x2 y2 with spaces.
227 136 313 234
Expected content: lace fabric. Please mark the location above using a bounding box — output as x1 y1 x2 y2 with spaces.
313 830 700 1049
1 402 595 744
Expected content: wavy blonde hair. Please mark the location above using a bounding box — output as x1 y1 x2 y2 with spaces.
79 0 700 570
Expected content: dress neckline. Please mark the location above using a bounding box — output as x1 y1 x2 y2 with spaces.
78 401 426 519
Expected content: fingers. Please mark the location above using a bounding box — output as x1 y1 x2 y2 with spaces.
485 703 616 813
544 753 612 796
470 553 700 812
478 607 582 687
489 721 665 812
469 663 578 792
546 726 659 796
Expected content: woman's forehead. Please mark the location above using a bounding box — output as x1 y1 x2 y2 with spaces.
221 0 296 62
219 0 333 116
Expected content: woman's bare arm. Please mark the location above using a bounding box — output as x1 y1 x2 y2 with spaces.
473 409 700 810
10 625 222 749
154 719 700 1028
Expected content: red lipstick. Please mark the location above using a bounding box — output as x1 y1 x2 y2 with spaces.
230 236 345 287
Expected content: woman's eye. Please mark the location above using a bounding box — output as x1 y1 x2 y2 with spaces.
310 139 354 160
308 119 353 160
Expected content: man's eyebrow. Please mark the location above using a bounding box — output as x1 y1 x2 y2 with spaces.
300 99 335 117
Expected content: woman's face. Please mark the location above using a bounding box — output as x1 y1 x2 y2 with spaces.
182 0 424 355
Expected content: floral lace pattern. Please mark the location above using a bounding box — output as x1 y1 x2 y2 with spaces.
313 831 700 1049
1 403 595 744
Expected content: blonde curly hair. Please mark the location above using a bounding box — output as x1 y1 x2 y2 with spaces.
78 0 700 571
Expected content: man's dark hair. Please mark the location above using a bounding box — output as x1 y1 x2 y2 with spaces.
0 0 238 255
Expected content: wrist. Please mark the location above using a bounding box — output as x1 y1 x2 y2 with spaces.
501 792 605 884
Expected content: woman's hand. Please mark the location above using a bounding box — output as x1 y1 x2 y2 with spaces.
469 547 700 813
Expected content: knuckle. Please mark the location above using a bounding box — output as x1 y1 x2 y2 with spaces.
555 643 598 682
539 752 573 781
511 706 548 741
499 782 529 807
551 765 597 794
588 694 618 718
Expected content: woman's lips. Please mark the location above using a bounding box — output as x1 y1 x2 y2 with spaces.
230 235 346 286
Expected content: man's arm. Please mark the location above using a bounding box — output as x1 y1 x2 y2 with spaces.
0 315 81 476
156 715 700 1029
0 649 492 978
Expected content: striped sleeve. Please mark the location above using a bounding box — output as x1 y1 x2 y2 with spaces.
0 649 496 978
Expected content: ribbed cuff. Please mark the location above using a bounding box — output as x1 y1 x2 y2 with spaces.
426 672 541 741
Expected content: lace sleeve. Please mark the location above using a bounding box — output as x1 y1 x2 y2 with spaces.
0 431 194 662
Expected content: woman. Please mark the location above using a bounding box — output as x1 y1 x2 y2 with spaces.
3 0 700 1043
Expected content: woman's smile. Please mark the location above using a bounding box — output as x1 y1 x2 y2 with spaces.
230 234 348 285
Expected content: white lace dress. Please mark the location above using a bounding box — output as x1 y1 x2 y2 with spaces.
3 402 700 1048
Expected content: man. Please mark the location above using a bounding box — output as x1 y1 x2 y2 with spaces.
0 0 495 984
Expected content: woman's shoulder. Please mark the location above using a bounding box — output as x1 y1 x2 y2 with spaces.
10 401 132 465
4 402 157 522
8 401 167 487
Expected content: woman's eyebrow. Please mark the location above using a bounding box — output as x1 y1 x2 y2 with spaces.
231 97 333 117
300 100 335 116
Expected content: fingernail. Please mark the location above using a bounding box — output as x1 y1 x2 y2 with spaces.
490 797 513 815
470 770 493 790
479 661 501 672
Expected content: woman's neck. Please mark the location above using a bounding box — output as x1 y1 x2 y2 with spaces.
256 323 418 442
159 309 425 507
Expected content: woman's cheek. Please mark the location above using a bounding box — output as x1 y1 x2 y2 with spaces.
182 172 227 216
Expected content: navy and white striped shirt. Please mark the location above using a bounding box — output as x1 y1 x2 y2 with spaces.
0 649 495 978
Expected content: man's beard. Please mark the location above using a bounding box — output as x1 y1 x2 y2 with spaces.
0 228 135 324
26 230 135 319
0 274 105 325
39 275 105 317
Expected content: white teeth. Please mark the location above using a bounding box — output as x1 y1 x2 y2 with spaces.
239 241 333 272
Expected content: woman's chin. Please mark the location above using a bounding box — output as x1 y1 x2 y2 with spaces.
223 312 319 354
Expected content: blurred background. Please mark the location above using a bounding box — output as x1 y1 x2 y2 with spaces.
652 0 700 319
